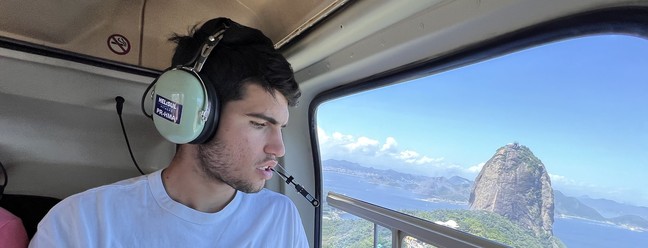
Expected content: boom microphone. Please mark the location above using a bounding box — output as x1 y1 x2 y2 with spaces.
272 163 320 207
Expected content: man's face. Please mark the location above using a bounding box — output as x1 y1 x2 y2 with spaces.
198 83 289 193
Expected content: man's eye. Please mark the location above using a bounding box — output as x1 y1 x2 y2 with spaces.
250 121 265 128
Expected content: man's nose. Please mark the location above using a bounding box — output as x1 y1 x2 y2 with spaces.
264 128 285 158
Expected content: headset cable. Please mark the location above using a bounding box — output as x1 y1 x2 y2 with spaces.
116 96 145 175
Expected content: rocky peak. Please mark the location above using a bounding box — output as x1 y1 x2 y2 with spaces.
469 143 555 238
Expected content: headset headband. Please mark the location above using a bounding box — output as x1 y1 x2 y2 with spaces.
179 26 228 123
193 27 228 73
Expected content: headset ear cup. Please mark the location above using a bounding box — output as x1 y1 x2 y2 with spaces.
190 78 219 144
152 69 209 144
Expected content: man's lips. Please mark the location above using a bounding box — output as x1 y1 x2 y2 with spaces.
257 160 276 180
258 160 277 172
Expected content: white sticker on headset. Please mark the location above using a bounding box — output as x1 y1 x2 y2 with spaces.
155 95 183 124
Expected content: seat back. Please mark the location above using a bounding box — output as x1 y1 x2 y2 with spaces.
0 194 61 239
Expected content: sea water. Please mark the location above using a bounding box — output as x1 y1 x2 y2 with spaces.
323 171 648 248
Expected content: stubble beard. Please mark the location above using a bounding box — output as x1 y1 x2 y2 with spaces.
197 138 264 193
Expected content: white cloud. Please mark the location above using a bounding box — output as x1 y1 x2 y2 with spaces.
397 150 420 160
467 162 485 173
549 174 566 183
380 137 398 152
332 132 354 143
412 156 441 164
549 174 587 187
344 136 380 153
394 150 442 165
317 127 455 176
317 127 329 143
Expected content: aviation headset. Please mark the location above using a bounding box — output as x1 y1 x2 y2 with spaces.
143 24 229 144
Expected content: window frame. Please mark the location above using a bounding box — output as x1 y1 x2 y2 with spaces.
309 6 648 248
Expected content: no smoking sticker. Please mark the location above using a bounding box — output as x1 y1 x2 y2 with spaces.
107 34 131 55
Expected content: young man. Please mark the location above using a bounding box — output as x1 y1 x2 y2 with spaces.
30 18 308 247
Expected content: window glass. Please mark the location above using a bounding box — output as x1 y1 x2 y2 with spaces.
321 215 374 247
318 35 648 247
376 225 392 248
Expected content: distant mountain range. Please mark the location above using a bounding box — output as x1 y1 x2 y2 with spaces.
555 190 648 231
577 195 648 220
323 159 471 202
322 158 648 231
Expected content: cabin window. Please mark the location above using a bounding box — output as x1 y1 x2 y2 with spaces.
317 34 648 247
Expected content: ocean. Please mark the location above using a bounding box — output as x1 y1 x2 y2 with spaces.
553 218 648 248
323 171 648 248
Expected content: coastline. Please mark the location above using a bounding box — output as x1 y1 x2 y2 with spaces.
556 214 647 233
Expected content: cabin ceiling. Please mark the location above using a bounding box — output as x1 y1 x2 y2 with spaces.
0 0 347 71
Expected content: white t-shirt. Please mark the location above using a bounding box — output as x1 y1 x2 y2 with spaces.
29 169 309 248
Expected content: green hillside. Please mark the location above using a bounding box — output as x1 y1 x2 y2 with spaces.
322 207 565 248
405 209 565 248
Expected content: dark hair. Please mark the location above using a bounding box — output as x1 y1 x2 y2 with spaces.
169 17 301 107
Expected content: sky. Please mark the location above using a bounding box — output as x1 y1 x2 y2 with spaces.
315 35 648 207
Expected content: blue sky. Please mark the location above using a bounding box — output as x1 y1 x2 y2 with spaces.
316 35 648 206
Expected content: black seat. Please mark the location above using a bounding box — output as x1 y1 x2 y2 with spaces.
0 194 61 239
